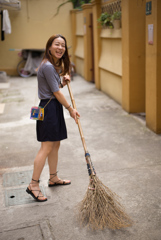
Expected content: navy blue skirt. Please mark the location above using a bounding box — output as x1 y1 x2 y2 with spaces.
36 98 67 142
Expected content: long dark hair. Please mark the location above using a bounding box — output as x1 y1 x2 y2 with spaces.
43 34 70 75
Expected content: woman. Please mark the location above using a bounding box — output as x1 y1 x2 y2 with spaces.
26 34 80 202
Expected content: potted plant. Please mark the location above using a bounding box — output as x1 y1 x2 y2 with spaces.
111 11 121 29
97 12 113 28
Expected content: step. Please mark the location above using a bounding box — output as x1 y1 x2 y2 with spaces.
0 103 5 114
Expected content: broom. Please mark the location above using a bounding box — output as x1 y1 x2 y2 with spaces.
67 81 133 230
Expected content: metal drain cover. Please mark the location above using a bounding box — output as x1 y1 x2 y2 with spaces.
3 170 33 187
4 186 46 206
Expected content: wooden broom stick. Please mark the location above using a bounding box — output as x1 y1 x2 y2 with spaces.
67 81 88 154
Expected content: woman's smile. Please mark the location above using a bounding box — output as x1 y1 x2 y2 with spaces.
49 37 66 60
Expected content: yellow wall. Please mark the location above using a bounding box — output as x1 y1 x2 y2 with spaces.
146 0 161 133
92 0 101 89
99 32 122 75
70 0 161 134
75 36 84 76
74 11 84 77
75 36 84 59
99 29 122 104
157 0 161 133
82 4 93 82
70 1 122 103
76 11 84 36
122 0 145 113
0 0 73 75
71 5 93 80
100 69 122 103
76 58 84 77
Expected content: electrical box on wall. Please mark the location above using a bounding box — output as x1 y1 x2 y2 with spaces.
146 1 152 15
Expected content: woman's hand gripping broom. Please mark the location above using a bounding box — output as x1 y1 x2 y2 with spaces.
67 81 133 230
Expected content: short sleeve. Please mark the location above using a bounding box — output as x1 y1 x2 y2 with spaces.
42 64 60 93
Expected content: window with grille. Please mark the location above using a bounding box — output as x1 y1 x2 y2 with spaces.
101 0 121 14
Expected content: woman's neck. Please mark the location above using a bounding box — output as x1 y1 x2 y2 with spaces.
52 56 59 65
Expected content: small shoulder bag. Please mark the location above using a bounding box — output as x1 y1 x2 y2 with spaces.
30 96 53 121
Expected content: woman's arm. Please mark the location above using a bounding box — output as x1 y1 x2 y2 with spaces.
58 74 70 88
53 90 80 124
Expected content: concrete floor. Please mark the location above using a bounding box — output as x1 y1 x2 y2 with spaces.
0 75 161 240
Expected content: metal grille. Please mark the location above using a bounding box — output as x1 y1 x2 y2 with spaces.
102 0 121 14
3 170 33 187
4 186 46 206
3 170 47 207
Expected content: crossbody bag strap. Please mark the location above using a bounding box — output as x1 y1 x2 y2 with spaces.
43 95 54 109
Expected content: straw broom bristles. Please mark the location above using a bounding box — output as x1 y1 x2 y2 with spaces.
78 154 133 230
66 81 132 230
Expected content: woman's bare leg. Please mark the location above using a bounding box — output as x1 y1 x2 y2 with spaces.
48 141 71 185
28 141 54 200
48 141 60 175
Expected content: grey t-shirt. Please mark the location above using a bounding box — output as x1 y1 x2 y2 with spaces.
37 60 60 99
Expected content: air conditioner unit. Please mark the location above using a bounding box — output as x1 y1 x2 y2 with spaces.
0 0 21 10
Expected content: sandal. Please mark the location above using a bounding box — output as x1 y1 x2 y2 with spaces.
48 172 71 187
26 179 47 202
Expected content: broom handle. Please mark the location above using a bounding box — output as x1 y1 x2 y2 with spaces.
67 81 88 154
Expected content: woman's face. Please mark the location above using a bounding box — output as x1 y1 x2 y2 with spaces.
49 37 66 61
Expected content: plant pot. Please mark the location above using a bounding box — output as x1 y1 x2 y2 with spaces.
113 20 121 29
